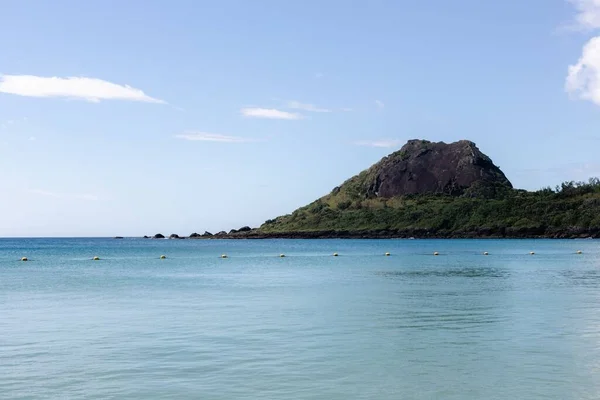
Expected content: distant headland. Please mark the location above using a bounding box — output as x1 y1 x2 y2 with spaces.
142 140 600 239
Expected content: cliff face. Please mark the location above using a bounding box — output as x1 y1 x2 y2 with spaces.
354 140 511 198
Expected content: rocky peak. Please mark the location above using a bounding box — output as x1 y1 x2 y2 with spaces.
356 139 511 197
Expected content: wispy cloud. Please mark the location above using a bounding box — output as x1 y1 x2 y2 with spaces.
175 132 256 143
354 139 402 148
375 100 385 108
340 107 354 112
568 0 600 30
516 162 600 182
0 75 165 104
241 107 303 120
29 189 99 201
1 117 26 130
286 101 331 113
570 162 600 176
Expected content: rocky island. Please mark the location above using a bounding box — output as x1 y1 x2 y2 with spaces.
148 140 600 239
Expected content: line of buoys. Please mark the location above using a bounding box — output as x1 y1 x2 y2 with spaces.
16 251 589 262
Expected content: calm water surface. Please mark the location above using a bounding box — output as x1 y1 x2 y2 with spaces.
1 238 600 399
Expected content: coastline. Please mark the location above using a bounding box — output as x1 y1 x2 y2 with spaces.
150 227 600 240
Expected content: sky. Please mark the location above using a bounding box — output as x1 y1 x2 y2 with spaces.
1 0 600 237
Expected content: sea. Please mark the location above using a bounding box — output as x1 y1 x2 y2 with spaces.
1 238 599 399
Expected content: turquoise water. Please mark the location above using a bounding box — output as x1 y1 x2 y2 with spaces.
1 238 600 399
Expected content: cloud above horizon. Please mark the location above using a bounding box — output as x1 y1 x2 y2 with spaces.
286 101 331 113
569 0 600 30
565 1 600 107
241 107 302 120
354 139 402 148
566 36 600 105
29 189 99 201
0 75 165 103
175 132 255 143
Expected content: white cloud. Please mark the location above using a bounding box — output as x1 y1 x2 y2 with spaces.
340 107 353 112
0 74 165 104
354 139 402 148
375 100 385 108
569 0 600 30
241 107 303 120
566 36 600 106
175 132 255 143
286 101 331 113
29 189 99 201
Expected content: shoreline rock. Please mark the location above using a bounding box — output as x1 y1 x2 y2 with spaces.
185 227 600 240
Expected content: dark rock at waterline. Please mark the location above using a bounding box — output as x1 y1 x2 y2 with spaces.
215 231 227 236
153 233 165 239
189 232 201 238
237 226 252 232
143 235 150 239
229 229 238 235
169 234 180 239
203 231 213 236
114 236 124 239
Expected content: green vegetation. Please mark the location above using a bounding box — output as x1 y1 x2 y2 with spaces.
258 178 600 238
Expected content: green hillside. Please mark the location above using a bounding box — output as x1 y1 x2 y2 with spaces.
254 179 600 238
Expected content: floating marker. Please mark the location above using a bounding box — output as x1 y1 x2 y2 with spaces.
160 255 166 259
530 251 535 255
93 256 100 261
21 257 28 262
385 252 391 256
279 254 286 258
576 250 582 254
333 253 339 257
483 252 489 256
221 254 228 259
433 252 439 256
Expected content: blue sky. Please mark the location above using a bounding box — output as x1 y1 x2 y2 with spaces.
1 0 600 236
